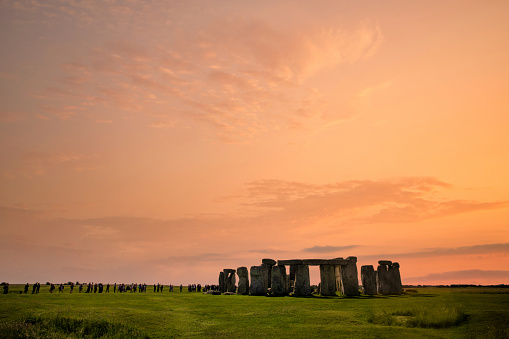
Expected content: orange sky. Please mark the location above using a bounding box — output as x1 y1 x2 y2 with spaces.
1 0 508 285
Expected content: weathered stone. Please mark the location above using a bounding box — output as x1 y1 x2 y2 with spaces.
361 265 377 295
218 271 225 293
262 258 277 266
378 260 392 266
346 256 357 263
236 266 249 295
278 259 303 266
261 263 271 290
278 258 348 266
340 259 360 296
250 266 266 296
387 263 403 294
271 265 287 296
319 265 336 296
224 269 236 293
289 265 297 281
377 264 390 294
335 265 342 292
294 265 311 296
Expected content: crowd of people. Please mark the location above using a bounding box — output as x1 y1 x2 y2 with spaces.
1 282 220 294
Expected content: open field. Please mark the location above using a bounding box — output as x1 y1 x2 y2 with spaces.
1 285 508 338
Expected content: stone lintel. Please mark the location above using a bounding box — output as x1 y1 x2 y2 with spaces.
262 258 277 266
277 259 349 266
223 268 236 274
378 260 392 266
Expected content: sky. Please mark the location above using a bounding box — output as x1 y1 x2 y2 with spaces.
1 0 509 286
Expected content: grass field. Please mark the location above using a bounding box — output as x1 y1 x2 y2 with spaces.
1 285 508 338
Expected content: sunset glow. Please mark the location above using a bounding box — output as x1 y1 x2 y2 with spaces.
1 0 509 286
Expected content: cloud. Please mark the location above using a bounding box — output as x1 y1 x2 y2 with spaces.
303 245 360 253
7 1 383 142
406 270 509 284
363 243 509 261
229 177 506 225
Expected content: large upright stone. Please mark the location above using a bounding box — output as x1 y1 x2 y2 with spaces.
236 267 249 295
340 257 360 296
271 265 288 296
224 269 236 293
218 271 225 293
387 262 403 294
294 265 311 296
377 263 390 294
250 266 266 296
319 265 336 296
361 265 377 295
261 259 276 290
289 265 296 281
335 265 342 292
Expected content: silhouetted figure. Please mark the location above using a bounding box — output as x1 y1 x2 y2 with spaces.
32 283 37 294
79 284 83 293
106 283 110 293
50 284 55 293
70 283 74 294
59 283 64 293
36 283 40 293
114 283 117 293
3 283 9 294
24 283 29 294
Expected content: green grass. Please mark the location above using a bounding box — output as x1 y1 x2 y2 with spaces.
1 286 508 338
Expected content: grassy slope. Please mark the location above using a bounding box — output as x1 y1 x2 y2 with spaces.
1 286 508 338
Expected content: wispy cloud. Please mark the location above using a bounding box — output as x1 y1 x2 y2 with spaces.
362 243 509 261
229 177 505 225
5 1 383 142
406 270 509 284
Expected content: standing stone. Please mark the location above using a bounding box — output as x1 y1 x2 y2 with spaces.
294 265 311 296
250 266 266 296
271 265 288 296
224 269 236 293
319 265 336 296
261 259 276 290
218 271 225 293
377 262 390 294
340 257 360 296
236 267 249 295
289 265 296 282
361 265 377 295
387 262 403 294
335 265 342 292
